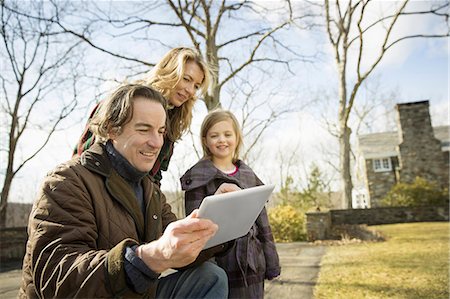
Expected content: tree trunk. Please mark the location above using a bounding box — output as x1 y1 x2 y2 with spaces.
337 55 353 209
204 40 222 111
204 92 221 111
0 174 13 228
339 125 353 209
1 110 17 228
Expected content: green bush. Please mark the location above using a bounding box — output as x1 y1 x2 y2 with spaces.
381 177 449 207
268 204 307 242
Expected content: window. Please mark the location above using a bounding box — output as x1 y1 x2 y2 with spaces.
373 157 392 172
352 188 369 209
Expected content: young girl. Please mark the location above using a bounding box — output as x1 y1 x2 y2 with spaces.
181 109 281 299
73 47 211 185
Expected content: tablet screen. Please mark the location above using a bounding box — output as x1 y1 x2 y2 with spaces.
198 184 275 249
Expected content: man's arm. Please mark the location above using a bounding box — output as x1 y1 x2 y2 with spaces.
136 210 217 272
27 166 136 298
137 183 241 273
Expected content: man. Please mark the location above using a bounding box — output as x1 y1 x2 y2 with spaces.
19 84 236 298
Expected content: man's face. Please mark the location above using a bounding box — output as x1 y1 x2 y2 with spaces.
109 97 166 172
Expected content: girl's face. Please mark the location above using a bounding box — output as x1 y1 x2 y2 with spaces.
205 119 237 162
168 60 204 107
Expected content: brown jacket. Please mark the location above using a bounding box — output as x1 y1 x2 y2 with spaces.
19 143 177 298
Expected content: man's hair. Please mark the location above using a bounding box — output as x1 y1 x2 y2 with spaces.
89 84 167 142
140 47 214 141
200 109 243 163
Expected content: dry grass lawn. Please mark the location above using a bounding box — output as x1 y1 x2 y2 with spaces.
314 222 449 299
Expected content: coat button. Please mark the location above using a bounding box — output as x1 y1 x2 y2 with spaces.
186 179 192 185
153 214 158 220
95 162 100 166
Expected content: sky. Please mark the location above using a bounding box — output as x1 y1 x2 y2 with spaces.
2 0 448 203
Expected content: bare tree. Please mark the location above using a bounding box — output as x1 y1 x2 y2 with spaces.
0 1 85 227
352 79 399 135
277 142 301 188
74 1 316 110
166 0 303 110
19 0 317 141
1 1 321 221
324 0 449 208
7 1 317 105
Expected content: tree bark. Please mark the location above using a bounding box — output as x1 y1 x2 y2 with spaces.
339 126 353 209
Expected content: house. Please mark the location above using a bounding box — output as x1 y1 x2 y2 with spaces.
354 100 449 208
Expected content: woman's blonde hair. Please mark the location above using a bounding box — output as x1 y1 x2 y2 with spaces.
200 109 243 163
140 47 212 141
89 84 167 143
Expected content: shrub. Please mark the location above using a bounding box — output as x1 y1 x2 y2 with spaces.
381 177 449 207
268 204 307 242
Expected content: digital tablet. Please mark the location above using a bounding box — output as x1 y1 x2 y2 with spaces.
198 184 275 249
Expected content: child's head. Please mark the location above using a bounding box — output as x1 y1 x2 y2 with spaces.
200 109 243 163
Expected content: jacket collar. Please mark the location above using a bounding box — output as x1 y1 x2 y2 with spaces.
80 142 112 177
81 142 148 240
180 158 255 191
81 142 156 184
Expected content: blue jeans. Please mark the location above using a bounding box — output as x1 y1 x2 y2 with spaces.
156 262 228 298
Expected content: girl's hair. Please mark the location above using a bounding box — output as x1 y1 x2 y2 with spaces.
200 109 243 163
89 84 167 142
140 47 212 141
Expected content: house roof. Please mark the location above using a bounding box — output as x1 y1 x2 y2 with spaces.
357 125 449 159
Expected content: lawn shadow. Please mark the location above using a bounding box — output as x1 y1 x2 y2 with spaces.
316 281 449 299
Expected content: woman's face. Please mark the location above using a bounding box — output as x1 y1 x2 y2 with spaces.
168 60 204 107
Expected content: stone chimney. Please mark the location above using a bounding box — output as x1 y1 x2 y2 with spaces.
395 100 447 188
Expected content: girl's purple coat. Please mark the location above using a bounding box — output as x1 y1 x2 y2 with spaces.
181 159 281 298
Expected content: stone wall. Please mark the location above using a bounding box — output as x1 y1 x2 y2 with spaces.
5 203 33 227
305 212 331 241
330 205 449 225
1 203 30 261
306 205 449 241
0 227 27 261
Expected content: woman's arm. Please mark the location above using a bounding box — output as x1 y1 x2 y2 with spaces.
150 138 174 186
72 102 101 157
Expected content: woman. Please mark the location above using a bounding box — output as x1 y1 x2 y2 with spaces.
73 47 212 185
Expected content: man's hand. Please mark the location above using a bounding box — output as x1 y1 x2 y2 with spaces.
136 210 218 273
136 183 240 273
214 183 241 195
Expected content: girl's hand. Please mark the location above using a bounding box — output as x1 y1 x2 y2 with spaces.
214 183 241 195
